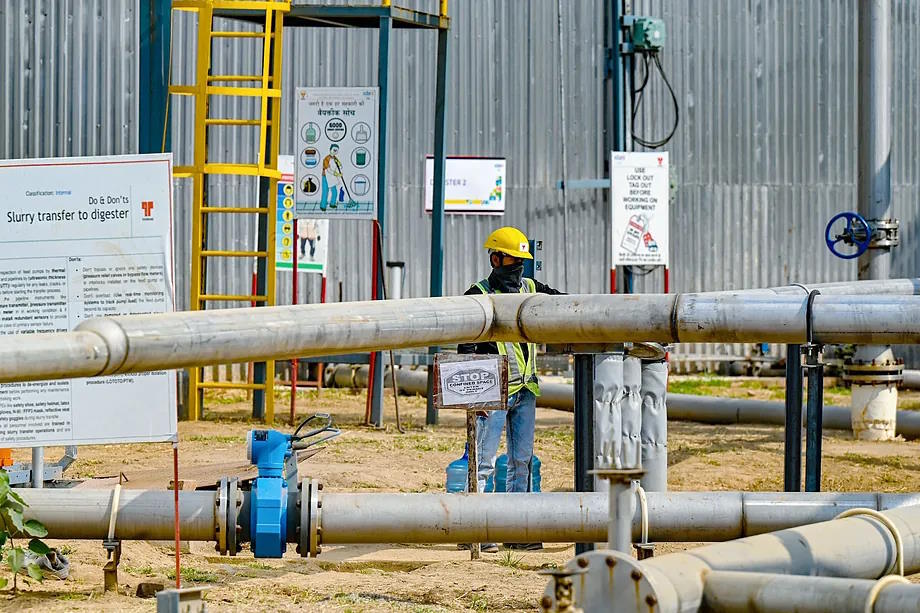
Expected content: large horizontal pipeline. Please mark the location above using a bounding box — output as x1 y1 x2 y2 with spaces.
4 291 920 382
329 365 920 439
16 489 920 544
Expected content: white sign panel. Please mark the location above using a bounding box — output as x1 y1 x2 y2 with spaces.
276 155 329 275
611 151 669 266
295 87 379 220
438 358 502 407
0 154 177 448
424 156 506 215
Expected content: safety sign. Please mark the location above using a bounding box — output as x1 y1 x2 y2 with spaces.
295 87 379 220
434 355 508 411
0 154 177 447
276 155 329 275
611 151 670 266
424 156 506 215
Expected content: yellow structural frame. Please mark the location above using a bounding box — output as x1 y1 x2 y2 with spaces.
171 0 289 422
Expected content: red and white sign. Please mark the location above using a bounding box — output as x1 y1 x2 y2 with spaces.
611 151 670 267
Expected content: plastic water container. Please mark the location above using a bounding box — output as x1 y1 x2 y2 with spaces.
445 449 469 493
486 454 542 493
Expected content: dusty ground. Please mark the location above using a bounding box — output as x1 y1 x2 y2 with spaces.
3 376 920 611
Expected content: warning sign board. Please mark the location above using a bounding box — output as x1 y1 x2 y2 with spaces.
432 354 508 411
611 151 669 267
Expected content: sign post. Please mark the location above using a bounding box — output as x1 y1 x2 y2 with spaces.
610 151 670 291
432 354 508 561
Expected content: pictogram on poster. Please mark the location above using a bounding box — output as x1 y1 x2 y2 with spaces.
276 155 329 274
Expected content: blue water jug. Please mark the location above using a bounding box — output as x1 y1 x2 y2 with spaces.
445 449 469 493
486 454 542 493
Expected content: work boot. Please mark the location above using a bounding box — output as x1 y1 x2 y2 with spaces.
503 542 543 551
457 543 499 553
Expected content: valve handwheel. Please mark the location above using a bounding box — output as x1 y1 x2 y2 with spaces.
825 212 871 259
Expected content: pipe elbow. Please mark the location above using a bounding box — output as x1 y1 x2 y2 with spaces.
75 317 130 375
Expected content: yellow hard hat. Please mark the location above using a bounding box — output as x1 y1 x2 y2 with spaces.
483 226 533 260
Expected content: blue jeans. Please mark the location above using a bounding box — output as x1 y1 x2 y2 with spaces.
475 388 536 493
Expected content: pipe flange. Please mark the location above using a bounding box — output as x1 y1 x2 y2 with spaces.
308 479 321 557
216 477 228 554
627 342 667 361
299 478 311 557
541 550 666 613
843 361 904 385
869 218 899 248
227 477 241 556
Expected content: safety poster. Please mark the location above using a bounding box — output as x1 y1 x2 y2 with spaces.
423 156 506 215
276 155 329 274
295 87 379 220
611 151 670 267
0 154 177 447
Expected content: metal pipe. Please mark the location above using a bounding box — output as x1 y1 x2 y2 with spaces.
804 346 824 492
903 369 920 389
5 292 920 383
642 504 920 613
783 344 802 491
331 365 920 440
702 571 920 613
639 360 668 491
30 447 43 489
858 0 892 281
316 491 920 545
18 489 216 541
573 354 595 556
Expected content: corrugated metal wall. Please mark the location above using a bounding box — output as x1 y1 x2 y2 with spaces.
4 0 920 365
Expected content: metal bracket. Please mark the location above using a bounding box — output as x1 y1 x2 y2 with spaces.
102 539 121 593
869 218 900 248
545 342 666 361
216 477 228 554
298 477 322 557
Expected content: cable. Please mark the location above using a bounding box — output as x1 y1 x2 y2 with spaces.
864 575 908 613
635 484 648 544
631 51 680 150
835 508 904 577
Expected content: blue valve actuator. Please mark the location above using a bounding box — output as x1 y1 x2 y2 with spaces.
248 429 293 557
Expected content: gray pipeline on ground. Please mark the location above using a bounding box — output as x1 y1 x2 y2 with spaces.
328 364 920 439
16 489 920 545
5 285 920 383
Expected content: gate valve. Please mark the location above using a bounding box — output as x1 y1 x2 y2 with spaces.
825 211 871 259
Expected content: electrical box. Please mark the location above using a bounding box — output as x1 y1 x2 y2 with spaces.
632 17 666 51
523 239 544 282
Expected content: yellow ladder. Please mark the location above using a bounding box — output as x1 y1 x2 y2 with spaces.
171 0 289 422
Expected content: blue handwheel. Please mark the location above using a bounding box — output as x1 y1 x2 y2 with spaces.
825 212 871 259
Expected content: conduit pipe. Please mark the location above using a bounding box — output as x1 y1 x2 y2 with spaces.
16 489 920 545
328 365 920 439
702 571 920 613
4 292 920 383
640 504 920 613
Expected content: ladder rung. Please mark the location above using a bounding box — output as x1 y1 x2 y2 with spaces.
200 294 269 302
169 85 197 96
211 1 290 10
200 250 269 258
198 382 268 391
202 206 270 214
206 85 281 98
204 119 263 126
207 75 266 82
211 31 272 39
202 163 282 178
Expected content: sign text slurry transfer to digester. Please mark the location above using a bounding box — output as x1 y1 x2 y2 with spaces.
295 87 379 221
0 154 178 448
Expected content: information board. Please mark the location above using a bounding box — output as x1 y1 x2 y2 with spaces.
295 87 379 220
611 151 670 266
276 155 329 274
424 156 506 215
0 154 177 448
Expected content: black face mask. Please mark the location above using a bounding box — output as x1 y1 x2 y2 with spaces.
489 262 524 293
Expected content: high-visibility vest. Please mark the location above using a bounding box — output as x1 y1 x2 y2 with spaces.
474 278 540 397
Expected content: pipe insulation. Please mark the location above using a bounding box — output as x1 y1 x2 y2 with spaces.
329 365 920 439
4 291 920 383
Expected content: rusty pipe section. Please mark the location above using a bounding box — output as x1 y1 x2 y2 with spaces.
2 291 920 382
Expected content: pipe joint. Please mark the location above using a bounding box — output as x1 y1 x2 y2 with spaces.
74 317 130 375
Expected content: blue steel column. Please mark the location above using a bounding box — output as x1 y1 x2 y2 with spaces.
139 0 171 153
369 15 392 427
426 25 450 426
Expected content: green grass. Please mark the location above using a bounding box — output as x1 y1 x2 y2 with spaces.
496 550 525 570
125 564 156 577
184 434 246 444
166 566 218 583
668 376 732 395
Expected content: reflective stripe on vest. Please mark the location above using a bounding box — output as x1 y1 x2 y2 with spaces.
474 278 540 397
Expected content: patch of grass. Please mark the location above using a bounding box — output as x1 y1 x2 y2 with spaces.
125 564 156 577
465 594 490 612
167 566 218 583
838 452 907 470
497 550 525 570
668 376 732 395
56 591 91 601
185 434 245 444
245 561 275 570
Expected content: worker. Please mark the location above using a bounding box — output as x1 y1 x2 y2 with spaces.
457 226 563 553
